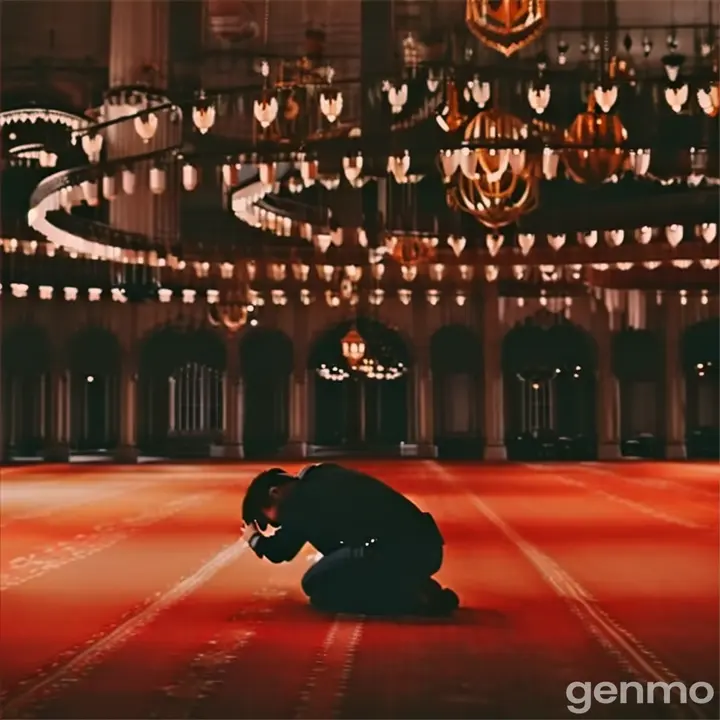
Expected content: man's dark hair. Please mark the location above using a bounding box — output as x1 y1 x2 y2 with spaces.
242 468 295 529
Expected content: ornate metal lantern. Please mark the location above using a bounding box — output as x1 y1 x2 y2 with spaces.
562 97 628 184
341 327 366 368
465 0 548 58
447 109 539 228
207 289 248 333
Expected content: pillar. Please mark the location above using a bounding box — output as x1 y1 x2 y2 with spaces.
45 366 71 462
664 300 687 459
115 356 139 463
285 366 309 458
0 375 4 464
405 366 417 446
106 0 179 243
595 307 622 460
483 287 507 460
414 346 437 457
222 336 244 458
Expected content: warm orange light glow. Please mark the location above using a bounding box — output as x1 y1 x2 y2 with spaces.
341 328 366 367
465 0 548 57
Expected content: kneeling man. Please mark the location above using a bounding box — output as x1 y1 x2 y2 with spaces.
241 463 459 616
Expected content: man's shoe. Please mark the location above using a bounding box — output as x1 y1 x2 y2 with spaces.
418 583 459 617
434 587 460 615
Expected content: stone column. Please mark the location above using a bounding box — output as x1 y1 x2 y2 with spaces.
483 287 507 460
414 346 436 457
45 366 71 462
664 300 687 459
0 375 5 464
284 310 310 458
285 338 309 458
595 308 622 460
405 366 417 447
222 335 244 458
106 0 179 244
115 355 139 463
285 368 309 458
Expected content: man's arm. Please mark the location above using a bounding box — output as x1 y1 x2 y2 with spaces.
247 526 306 563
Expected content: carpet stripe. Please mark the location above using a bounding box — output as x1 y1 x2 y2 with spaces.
0 476 181 529
294 618 364 719
579 463 720 500
1 540 248 719
525 464 709 530
1 492 219 591
431 462 709 720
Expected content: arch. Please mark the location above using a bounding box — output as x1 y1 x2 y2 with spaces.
682 318 719 459
612 329 664 458
1 324 52 375
502 317 597 460
137 326 226 457
239 328 294 458
502 316 596 376
67 327 122 452
1 325 52 457
309 317 411 450
68 326 121 374
309 316 413 371
430 325 483 458
682 318 719 370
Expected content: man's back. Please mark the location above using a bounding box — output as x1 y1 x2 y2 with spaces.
282 463 433 554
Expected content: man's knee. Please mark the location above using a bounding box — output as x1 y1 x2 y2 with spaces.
301 564 319 597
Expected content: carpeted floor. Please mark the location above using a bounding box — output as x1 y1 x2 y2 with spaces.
0 460 718 719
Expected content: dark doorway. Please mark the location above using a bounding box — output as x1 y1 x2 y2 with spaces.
683 319 720 459
69 327 121 453
240 329 293 458
612 328 663 458
1 325 51 457
430 325 482 458
310 318 411 452
503 314 597 460
138 327 225 457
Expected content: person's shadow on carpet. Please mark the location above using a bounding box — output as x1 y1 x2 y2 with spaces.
229 598 508 627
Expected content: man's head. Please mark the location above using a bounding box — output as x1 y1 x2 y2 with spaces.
242 468 296 530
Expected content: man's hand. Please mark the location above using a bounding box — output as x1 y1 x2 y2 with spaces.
241 522 258 545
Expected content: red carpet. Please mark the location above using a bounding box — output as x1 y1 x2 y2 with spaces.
0 460 717 719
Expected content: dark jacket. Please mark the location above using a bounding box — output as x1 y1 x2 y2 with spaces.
248 463 442 563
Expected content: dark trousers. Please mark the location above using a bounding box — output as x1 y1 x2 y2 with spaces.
300 526 444 615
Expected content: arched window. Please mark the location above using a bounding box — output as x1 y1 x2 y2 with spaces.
138 327 226 456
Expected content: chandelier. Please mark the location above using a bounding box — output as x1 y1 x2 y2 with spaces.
465 0 548 58
563 96 628 184
354 356 407 380
207 289 249 332
386 233 437 265
445 109 540 228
